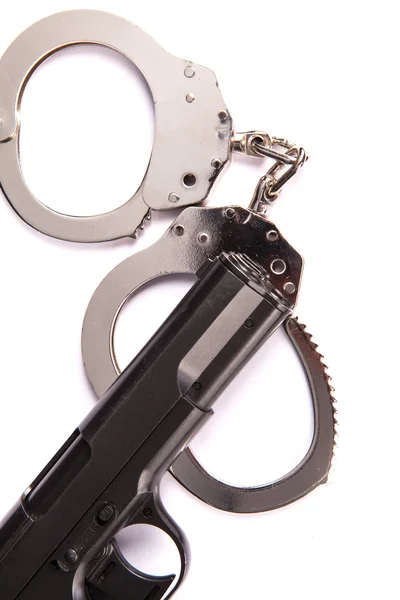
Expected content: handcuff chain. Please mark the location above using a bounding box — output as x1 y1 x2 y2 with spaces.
231 131 308 216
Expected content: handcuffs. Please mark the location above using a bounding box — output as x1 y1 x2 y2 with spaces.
0 10 336 514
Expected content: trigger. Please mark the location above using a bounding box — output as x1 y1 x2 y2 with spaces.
85 541 174 600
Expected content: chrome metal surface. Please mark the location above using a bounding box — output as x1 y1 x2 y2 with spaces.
250 148 307 216
232 131 299 166
0 10 232 242
233 131 308 214
231 131 272 158
264 145 307 200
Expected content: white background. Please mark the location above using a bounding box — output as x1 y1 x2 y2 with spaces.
0 1 399 599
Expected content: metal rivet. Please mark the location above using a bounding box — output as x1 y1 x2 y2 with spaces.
270 259 287 275
174 224 185 236
184 65 195 78
211 158 222 169
284 282 296 294
267 230 279 242
218 110 228 122
198 232 209 244
245 319 254 328
143 507 153 518
168 193 180 203
225 208 235 219
186 93 195 103
64 549 78 565
192 381 202 391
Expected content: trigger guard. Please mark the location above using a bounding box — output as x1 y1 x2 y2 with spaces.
126 491 190 600
82 206 335 513
86 493 189 600
0 10 232 242
86 541 175 600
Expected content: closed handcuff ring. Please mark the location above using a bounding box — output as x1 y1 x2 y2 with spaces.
0 10 232 242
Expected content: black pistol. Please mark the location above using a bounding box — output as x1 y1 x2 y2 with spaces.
0 251 299 600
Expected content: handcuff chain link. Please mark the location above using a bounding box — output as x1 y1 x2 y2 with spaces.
231 131 308 216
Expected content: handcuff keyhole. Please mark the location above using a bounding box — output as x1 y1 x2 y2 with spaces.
183 173 196 187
